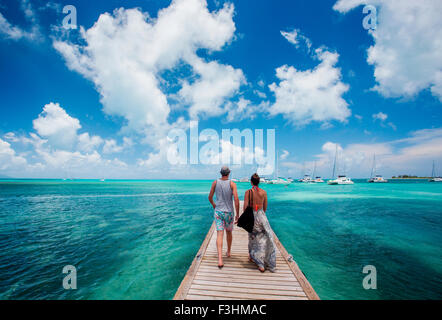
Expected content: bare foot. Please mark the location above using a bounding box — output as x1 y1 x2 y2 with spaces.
218 258 224 268
226 251 231 258
258 267 265 273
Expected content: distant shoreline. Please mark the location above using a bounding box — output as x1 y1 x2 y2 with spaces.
390 177 430 180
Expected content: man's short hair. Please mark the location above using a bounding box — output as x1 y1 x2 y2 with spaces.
220 166 230 176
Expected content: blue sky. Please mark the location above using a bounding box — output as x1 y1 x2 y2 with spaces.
0 0 441 179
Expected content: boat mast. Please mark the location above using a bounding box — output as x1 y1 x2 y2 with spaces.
302 161 305 178
431 160 435 178
332 144 337 179
312 161 317 178
276 150 279 179
370 154 376 179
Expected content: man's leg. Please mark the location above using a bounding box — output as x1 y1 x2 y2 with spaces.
216 230 224 267
226 230 232 257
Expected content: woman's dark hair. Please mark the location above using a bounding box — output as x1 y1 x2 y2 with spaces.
251 173 260 186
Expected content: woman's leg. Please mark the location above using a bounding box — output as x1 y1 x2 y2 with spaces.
249 232 265 272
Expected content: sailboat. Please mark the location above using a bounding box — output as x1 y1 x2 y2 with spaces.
368 154 388 183
327 145 354 185
429 160 442 182
298 162 306 182
299 174 313 183
311 161 324 183
269 151 291 185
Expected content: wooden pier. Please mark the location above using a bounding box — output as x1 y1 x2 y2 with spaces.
174 202 319 300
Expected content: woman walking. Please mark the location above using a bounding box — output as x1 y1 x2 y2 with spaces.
244 173 277 272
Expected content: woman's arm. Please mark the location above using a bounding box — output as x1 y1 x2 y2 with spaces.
263 191 267 212
243 190 249 213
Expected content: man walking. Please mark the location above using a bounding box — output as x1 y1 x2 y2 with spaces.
208 166 240 268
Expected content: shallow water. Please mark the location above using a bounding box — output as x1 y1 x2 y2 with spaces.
0 179 441 299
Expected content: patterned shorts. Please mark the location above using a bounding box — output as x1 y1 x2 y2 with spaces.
214 210 234 231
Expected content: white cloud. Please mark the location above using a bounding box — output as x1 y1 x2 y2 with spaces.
0 102 134 178
102 138 132 154
334 0 442 102
54 0 241 135
387 122 397 131
280 28 312 51
0 0 40 41
0 12 38 41
224 98 263 122
0 138 27 170
254 90 267 99
372 112 396 130
33 102 81 150
78 133 103 152
3 132 20 142
372 112 388 122
179 57 246 119
280 150 289 160
268 48 351 125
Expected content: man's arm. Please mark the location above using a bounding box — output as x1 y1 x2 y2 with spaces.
208 180 216 209
231 181 240 223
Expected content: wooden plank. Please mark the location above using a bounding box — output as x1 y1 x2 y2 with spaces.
202 254 286 262
200 264 293 277
186 294 244 300
187 289 308 300
189 284 307 297
195 272 302 282
202 256 289 266
192 279 304 291
198 263 293 273
194 273 301 284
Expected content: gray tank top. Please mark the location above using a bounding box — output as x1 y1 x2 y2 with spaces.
215 179 234 212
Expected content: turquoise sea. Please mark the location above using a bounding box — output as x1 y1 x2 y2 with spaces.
0 179 441 300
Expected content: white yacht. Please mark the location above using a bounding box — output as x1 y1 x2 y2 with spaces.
327 145 354 185
368 175 388 183
268 151 292 185
429 161 442 182
299 174 313 183
269 177 291 185
239 177 249 183
368 154 388 183
328 175 354 185
310 162 324 183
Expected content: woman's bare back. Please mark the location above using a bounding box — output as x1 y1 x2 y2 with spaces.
244 187 267 212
